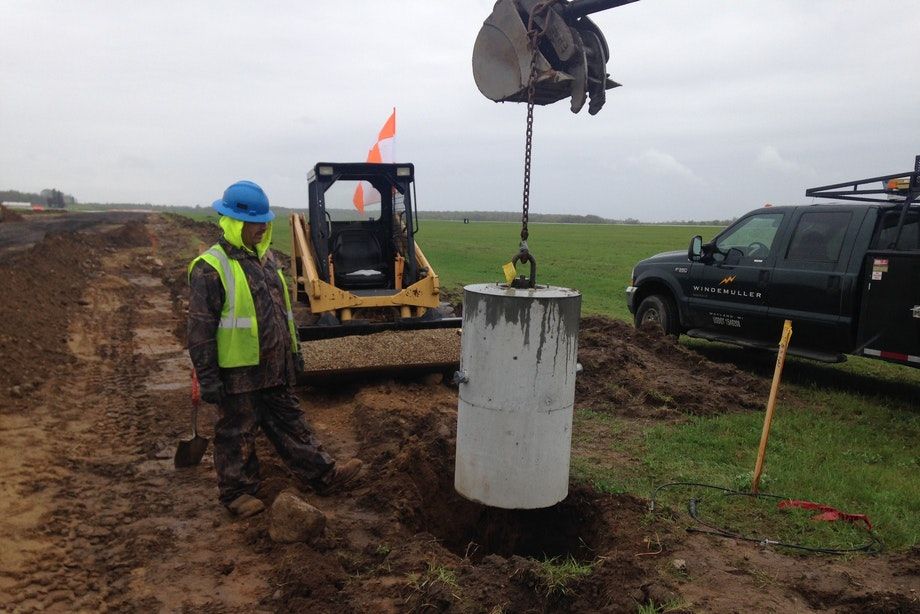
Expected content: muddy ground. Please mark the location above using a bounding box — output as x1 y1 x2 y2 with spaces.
0 213 916 613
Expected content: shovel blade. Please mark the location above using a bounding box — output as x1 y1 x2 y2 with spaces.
174 435 209 468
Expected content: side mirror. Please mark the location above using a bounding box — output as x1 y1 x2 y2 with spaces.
688 235 703 261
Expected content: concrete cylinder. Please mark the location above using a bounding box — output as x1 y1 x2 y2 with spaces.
454 283 581 509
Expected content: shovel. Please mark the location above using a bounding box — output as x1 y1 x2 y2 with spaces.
174 369 209 467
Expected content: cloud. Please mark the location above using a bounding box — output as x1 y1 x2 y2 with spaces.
1 1 918 219
628 149 706 186
755 146 814 175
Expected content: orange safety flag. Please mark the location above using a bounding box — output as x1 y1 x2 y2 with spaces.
353 108 396 213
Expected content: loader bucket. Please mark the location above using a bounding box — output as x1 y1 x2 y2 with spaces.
297 321 462 384
472 0 635 114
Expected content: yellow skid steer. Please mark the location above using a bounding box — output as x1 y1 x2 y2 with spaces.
289 162 461 381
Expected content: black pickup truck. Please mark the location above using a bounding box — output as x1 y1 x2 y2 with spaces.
626 158 920 368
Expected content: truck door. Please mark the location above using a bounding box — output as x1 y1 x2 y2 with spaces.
688 211 786 340
768 208 864 352
857 206 920 364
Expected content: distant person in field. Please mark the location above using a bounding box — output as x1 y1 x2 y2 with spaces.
187 180 362 518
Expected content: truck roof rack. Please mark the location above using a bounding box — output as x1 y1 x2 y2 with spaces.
806 155 919 249
805 155 919 204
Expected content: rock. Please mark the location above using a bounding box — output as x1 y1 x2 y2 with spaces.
422 373 443 386
671 558 688 574
628 588 646 604
151 445 173 460
268 489 326 543
645 583 677 606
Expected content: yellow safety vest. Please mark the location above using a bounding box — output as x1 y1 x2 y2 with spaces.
189 244 299 368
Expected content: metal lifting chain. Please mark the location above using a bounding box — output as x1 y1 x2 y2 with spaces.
512 0 556 288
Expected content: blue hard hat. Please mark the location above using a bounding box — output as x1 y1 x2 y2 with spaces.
212 180 274 222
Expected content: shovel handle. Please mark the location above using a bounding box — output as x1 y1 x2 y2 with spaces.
190 369 202 438
191 369 201 405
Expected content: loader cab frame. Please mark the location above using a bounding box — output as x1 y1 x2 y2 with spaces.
307 163 420 291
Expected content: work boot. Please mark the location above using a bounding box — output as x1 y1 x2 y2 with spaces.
227 494 266 518
317 458 363 494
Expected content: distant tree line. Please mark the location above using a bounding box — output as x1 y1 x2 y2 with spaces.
0 189 76 208
416 210 617 224
414 210 734 226
659 218 736 226
3 195 733 225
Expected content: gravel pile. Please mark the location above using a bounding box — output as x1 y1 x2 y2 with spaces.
301 327 461 374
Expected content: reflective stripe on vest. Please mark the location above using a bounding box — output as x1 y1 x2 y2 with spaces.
202 247 254 331
189 244 298 368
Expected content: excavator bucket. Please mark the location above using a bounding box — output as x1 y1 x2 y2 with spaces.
472 0 637 114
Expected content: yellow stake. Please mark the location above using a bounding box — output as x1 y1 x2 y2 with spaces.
752 320 793 494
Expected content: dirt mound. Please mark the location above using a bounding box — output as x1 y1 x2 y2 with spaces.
0 205 24 223
163 213 221 253
0 219 155 403
576 315 769 417
0 232 101 403
104 220 151 248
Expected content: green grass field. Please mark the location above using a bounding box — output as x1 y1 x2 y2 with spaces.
186 213 920 551
417 221 721 320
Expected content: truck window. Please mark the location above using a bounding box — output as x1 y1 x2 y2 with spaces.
715 213 784 259
785 211 852 262
873 209 920 250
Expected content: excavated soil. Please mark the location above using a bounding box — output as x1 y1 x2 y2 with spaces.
576 316 770 417
0 213 917 613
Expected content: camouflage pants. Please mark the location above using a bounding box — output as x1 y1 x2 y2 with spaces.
213 386 334 506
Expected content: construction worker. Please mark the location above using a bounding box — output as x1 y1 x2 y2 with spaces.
187 180 362 518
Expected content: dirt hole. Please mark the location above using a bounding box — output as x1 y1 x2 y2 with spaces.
431 496 600 562
390 427 602 562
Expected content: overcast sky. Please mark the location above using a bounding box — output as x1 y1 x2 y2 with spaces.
2 1 918 221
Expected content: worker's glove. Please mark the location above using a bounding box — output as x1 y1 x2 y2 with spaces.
200 382 225 405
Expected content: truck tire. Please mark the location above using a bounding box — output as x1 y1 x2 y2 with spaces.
635 294 679 336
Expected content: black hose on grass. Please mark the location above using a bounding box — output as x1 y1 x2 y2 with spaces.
649 481 883 555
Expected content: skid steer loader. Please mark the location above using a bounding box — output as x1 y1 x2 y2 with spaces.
289 162 461 381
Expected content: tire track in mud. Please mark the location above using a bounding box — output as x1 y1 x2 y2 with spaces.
2 257 160 609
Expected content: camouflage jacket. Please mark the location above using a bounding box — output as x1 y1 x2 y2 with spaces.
187 238 296 394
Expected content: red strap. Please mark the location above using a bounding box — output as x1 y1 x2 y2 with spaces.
778 499 872 530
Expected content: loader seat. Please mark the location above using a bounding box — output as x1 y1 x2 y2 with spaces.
331 228 388 289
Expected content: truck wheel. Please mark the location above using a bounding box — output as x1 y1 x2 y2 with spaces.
635 294 679 336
